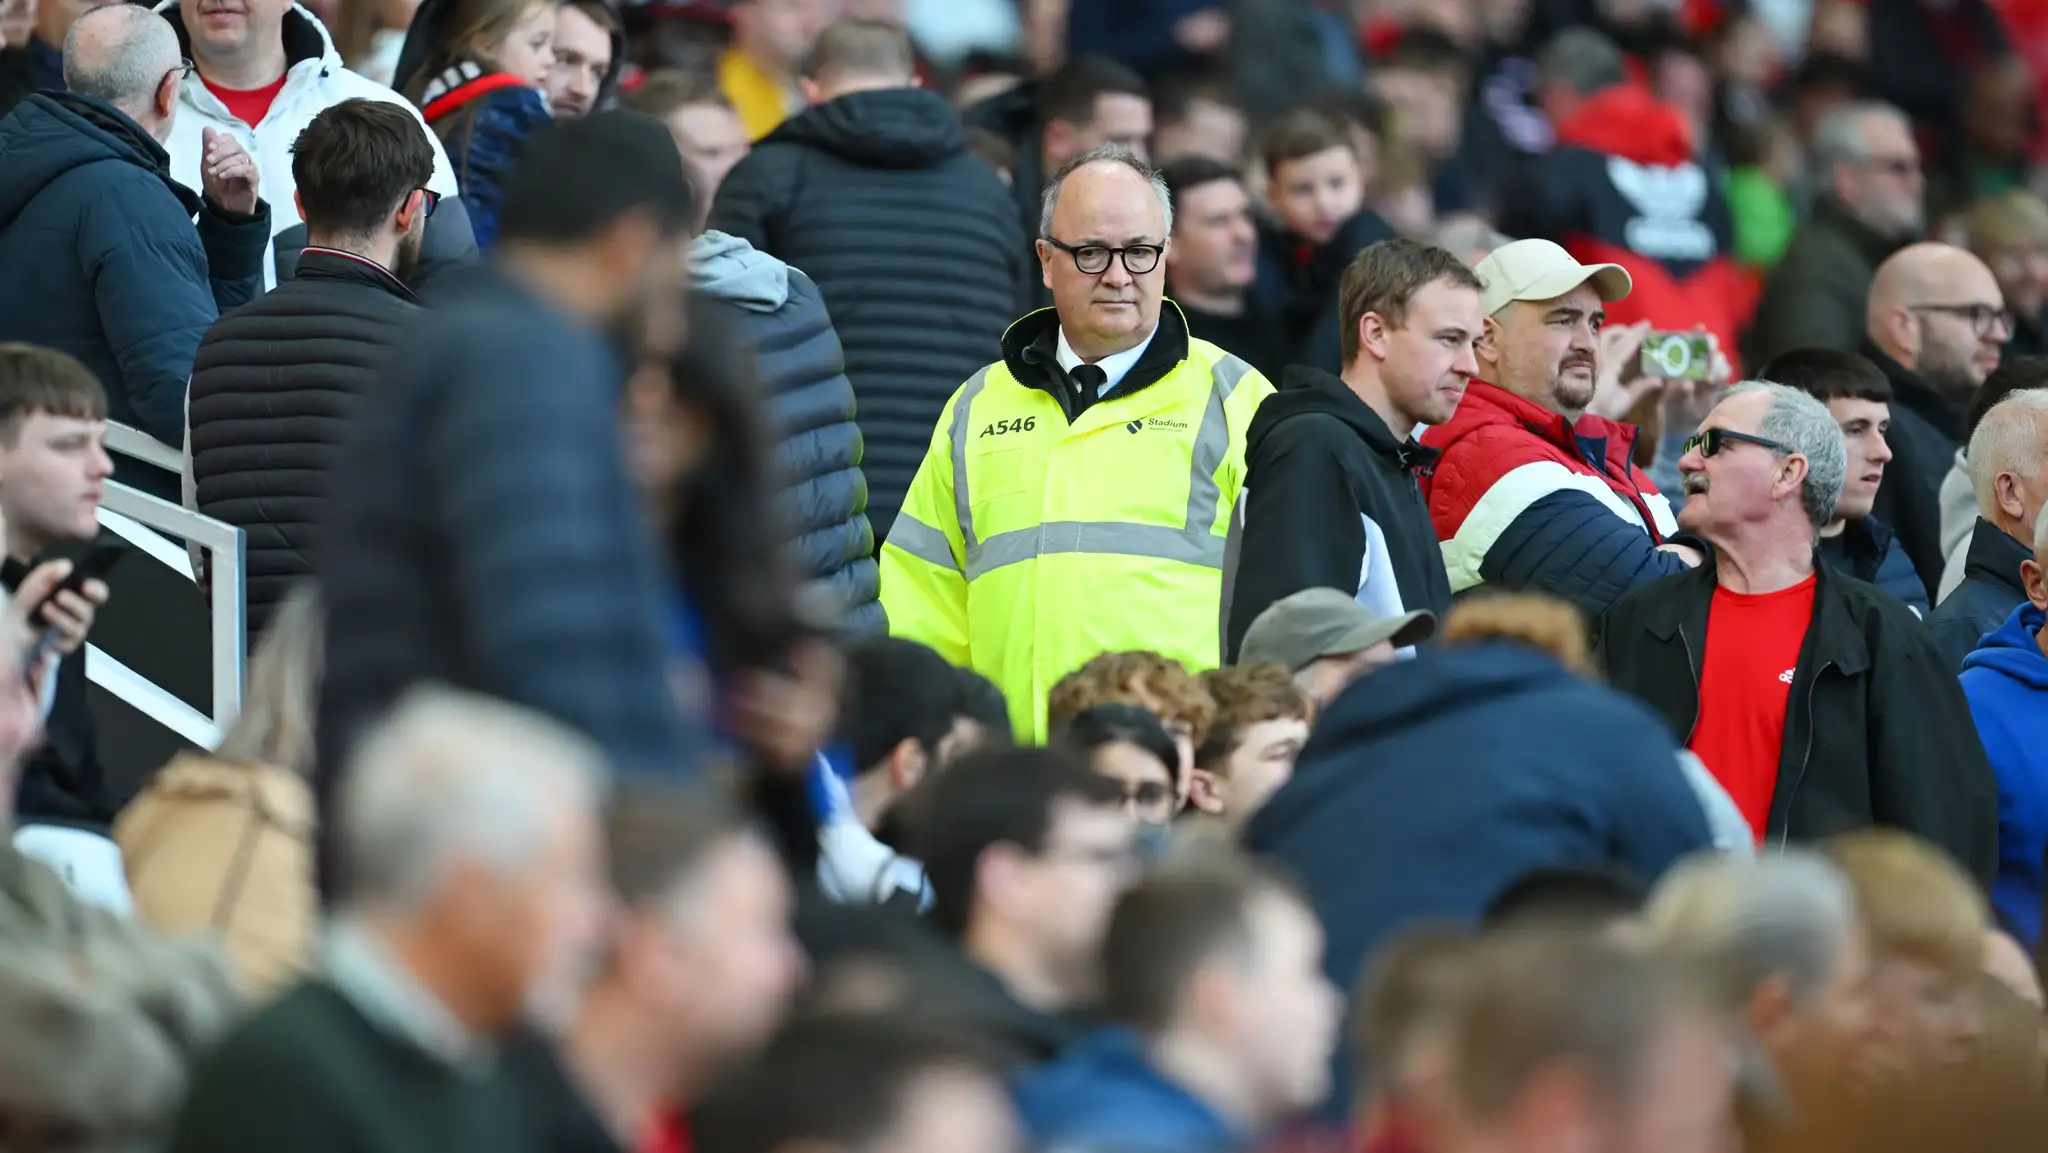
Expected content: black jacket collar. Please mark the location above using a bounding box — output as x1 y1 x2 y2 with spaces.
1861 340 1966 443
1961 516 2033 601
1814 196 1909 268
1001 300 1194 412
1272 365 1439 470
1632 553 1874 678
295 247 423 304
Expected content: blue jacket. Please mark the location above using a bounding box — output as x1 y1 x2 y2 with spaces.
1818 515 1928 616
691 231 882 635
422 71 551 252
0 91 268 444
1960 603 2048 948
1014 1028 1243 1152
1246 642 1712 1117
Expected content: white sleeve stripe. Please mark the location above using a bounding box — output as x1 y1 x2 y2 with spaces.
1441 461 1651 591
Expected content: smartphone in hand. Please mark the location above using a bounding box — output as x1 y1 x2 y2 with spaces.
1638 331 1713 381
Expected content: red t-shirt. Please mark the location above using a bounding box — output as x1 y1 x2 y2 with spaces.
639 1110 689 1153
1687 575 1816 839
201 72 288 127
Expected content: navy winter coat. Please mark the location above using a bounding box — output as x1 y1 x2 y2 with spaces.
0 92 268 445
691 231 882 635
1247 642 1712 1118
1015 1028 1245 1152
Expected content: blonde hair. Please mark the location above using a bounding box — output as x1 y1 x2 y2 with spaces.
1823 829 1987 976
214 583 324 777
1439 593 1593 675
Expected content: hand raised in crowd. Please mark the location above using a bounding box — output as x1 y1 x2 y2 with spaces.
8 559 108 678
199 127 261 216
1587 320 1657 421
731 638 844 775
1658 325 1734 435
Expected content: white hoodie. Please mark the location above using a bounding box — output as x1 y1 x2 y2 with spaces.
154 2 458 288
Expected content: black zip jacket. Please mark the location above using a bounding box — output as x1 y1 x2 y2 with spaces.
1598 558 1998 886
1223 366 1451 661
1865 343 1966 599
1927 517 2034 670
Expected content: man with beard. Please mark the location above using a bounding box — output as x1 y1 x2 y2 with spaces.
186 98 432 642
1863 243 2010 598
1421 239 1702 620
315 111 699 897
1602 383 1996 877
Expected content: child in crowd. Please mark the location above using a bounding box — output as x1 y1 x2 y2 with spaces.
1188 663 1311 830
1259 108 1395 372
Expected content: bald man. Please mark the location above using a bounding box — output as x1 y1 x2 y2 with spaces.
0 1 268 455
880 143 1276 739
1862 243 2009 596
1959 504 2048 949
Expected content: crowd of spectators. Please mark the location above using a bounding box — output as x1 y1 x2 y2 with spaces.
3 0 2048 1150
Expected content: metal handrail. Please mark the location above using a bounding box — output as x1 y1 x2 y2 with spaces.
94 422 247 747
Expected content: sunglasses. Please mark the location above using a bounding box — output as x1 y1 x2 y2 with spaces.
1112 780 1175 810
415 187 442 218
1681 427 1791 458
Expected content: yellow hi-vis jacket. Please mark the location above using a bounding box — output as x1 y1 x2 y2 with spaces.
879 305 1274 741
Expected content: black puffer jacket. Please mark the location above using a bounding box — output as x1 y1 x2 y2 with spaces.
690 230 883 635
187 248 423 641
707 86 1027 545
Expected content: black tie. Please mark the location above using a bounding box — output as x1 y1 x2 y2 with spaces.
1069 364 1107 419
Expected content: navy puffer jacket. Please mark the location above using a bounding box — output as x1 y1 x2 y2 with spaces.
691 231 882 634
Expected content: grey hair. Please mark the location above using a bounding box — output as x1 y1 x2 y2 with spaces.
1810 101 1908 173
1722 380 1848 527
336 686 611 912
1038 143 1173 241
1536 27 1625 97
1642 850 1861 1011
214 582 324 778
1968 390 2048 522
63 4 180 115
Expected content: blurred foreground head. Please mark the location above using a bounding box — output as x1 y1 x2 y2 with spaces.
1099 860 1342 1127
696 1015 1020 1153
1823 830 1988 1072
334 687 612 1036
1640 851 1873 1110
1438 929 1738 1153
498 109 697 355
575 782 806 1095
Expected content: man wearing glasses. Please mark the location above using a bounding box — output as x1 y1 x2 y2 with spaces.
1600 381 1997 884
881 143 1275 742
184 98 434 641
0 3 268 456
1862 242 2011 600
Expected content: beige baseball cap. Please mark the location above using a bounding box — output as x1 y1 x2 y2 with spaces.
1474 238 1633 317
1238 588 1436 674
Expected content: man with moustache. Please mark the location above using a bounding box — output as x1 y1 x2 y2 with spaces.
881 144 1274 740
1422 239 1702 620
185 99 433 642
1602 383 1996 877
1224 239 1481 660
1863 243 2010 597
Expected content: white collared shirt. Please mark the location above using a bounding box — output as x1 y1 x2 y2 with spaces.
1056 324 1160 396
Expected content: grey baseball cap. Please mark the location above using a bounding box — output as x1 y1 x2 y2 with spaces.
1238 588 1437 674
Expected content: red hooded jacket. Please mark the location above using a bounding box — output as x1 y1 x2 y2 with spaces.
1504 85 1757 375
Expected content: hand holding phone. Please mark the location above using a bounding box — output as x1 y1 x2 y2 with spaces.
1638 331 1714 381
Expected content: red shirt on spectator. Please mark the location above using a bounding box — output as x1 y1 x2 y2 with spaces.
1687 575 1816 838
641 1110 690 1153
202 73 288 128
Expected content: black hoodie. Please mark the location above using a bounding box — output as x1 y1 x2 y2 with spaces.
1222 365 1452 660
706 85 1029 546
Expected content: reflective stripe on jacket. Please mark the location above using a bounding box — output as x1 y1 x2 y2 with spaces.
880 304 1274 739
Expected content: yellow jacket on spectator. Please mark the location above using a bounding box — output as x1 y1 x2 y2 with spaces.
882 303 1272 740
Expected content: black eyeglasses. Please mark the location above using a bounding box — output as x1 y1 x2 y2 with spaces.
1042 236 1163 276
1109 780 1174 810
165 57 195 85
1910 302 2013 338
1857 154 1920 178
1681 427 1792 458
416 188 441 218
